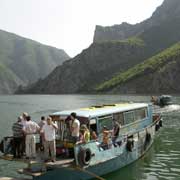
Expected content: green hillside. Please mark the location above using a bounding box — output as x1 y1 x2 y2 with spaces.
0 30 69 94
96 42 180 92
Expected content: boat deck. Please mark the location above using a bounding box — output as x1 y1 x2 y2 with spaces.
0 154 74 177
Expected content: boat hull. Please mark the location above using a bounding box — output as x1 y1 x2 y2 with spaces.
33 124 156 180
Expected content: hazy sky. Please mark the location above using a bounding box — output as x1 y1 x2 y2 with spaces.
0 0 164 57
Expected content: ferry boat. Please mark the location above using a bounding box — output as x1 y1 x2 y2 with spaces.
0 102 162 180
151 95 180 114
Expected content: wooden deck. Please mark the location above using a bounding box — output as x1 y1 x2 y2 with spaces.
17 169 43 177
0 153 74 177
0 154 29 163
0 154 74 166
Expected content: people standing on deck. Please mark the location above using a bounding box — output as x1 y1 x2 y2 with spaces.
70 112 80 144
12 116 24 158
41 116 58 162
21 112 28 155
112 120 121 147
38 116 46 129
78 124 90 144
23 116 40 159
38 116 46 151
65 116 72 139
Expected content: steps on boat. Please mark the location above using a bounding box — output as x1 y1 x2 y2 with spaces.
18 168 44 177
17 158 74 177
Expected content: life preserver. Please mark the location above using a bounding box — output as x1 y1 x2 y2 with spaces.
78 148 92 166
126 139 134 152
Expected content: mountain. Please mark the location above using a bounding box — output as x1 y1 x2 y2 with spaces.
17 38 147 94
96 42 180 94
17 0 180 94
0 30 69 94
93 0 180 43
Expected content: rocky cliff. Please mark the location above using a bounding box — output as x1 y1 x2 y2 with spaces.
17 0 180 94
96 42 180 94
18 38 146 94
0 30 69 94
93 0 180 43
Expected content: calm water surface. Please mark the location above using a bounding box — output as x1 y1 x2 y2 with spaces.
0 95 180 180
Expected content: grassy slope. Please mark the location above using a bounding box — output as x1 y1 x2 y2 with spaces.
0 63 22 93
96 42 180 91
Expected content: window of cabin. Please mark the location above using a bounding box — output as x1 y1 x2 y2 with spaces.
134 108 147 121
90 119 97 132
98 115 113 133
123 111 135 125
113 113 124 126
89 119 98 140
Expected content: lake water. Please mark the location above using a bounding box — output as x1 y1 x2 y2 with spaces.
0 95 180 180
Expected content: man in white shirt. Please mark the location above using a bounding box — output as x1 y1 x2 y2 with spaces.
23 116 40 159
41 116 58 162
70 112 80 143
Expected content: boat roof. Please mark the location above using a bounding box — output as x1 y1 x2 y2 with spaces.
52 103 148 119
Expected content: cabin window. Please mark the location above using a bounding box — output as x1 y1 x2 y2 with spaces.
134 108 147 121
113 113 124 126
98 115 113 132
90 119 97 133
123 111 134 125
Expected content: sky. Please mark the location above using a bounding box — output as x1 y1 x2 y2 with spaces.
0 0 164 57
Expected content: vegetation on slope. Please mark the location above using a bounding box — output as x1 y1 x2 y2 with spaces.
16 0 180 94
0 29 69 94
96 42 180 92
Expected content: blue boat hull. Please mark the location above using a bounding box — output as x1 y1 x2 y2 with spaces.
34 125 155 180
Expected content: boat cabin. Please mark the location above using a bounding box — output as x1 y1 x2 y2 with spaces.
51 103 152 142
